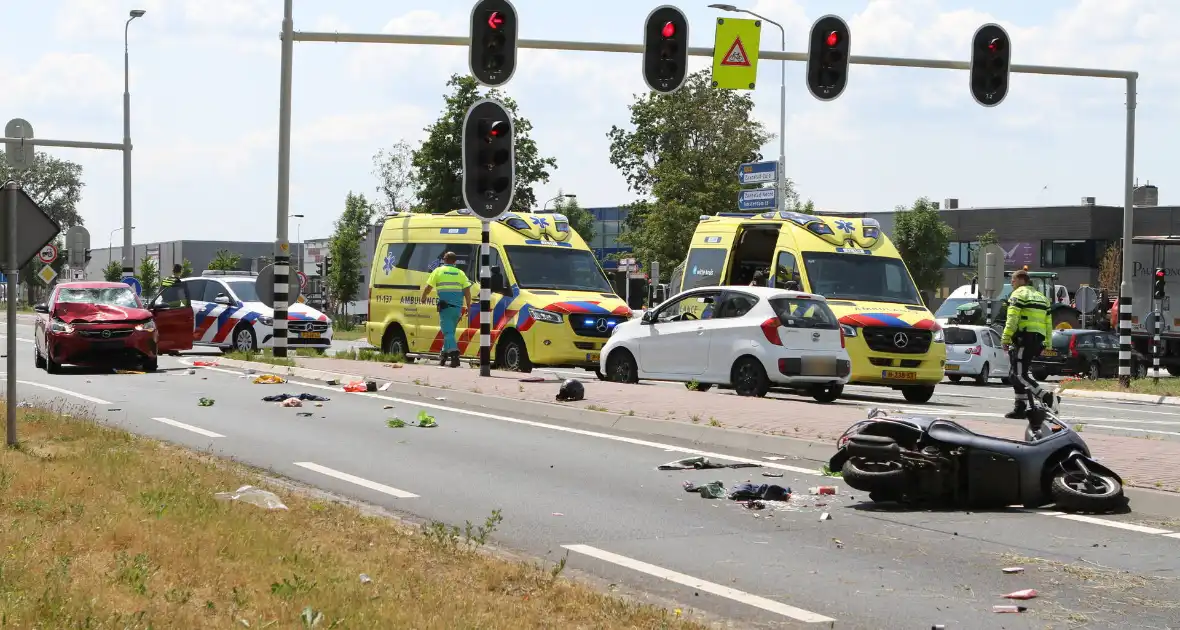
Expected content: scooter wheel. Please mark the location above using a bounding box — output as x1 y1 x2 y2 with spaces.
1050 470 1126 514
842 458 906 493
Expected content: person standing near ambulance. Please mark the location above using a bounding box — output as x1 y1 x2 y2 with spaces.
1001 269 1056 422
420 251 472 368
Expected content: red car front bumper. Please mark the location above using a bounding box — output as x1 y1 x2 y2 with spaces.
47 327 157 366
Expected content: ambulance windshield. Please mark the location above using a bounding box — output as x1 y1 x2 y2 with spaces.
802 252 922 305
504 245 614 293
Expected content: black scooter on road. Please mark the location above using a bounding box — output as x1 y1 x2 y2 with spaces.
828 406 1127 513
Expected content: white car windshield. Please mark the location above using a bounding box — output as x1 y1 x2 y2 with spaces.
56 287 140 308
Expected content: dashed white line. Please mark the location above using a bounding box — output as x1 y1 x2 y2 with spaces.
1084 424 1180 437
151 417 224 438
1164 533 1180 540
1033 511 1175 537
293 462 419 498
562 544 835 623
0 377 111 404
0 336 34 344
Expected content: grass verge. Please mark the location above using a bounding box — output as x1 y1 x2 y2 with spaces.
0 403 701 628
328 326 367 342
1057 376 1180 396
331 347 404 363
223 348 323 367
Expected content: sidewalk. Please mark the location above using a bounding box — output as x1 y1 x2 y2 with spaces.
238 356 1180 493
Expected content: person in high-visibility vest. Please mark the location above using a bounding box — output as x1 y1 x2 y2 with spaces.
420 251 472 368
1001 269 1056 422
160 264 183 287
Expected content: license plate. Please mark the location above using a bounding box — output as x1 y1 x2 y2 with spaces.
1042 349 1057 356
801 356 837 376
946 364 960 371
882 370 917 380
300 332 321 339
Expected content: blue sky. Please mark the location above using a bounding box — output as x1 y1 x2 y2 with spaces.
3 0 1176 245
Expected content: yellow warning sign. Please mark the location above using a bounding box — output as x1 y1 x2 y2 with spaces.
711 17 761 90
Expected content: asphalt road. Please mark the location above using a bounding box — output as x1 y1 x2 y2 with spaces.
2 322 1180 628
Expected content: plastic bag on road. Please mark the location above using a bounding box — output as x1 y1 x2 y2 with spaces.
213 485 288 510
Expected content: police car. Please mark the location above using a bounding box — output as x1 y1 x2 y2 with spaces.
181 271 332 353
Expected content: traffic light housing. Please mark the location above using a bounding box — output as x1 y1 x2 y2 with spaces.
642 6 689 94
462 98 515 219
315 261 324 276
1154 268 1166 300
806 15 851 101
469 0 517 87
969 23 1011 107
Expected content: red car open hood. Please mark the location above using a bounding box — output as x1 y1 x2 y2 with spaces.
52 303 152 323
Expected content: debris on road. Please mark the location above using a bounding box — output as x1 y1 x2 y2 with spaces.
552 512 564 516
434 396 446 401
809 486 838 495
742 500 765 510
253 374 285 384
326 378 340 385
1002 589 1037 600
114 369 145 375
832 538 844 549
213 485 288 510
520 376 545 383
728 483 791 501
261 393 330 402
416 410 438 428
280 398 302 407
383 405 394 409
387 418 406 428
556 378 585 401
819 512 831 521
186 369 196 375
197 398 214 407
295 411 313 417
359 573 372 585
658 456 761 470
1002 567 1025 574
314 402 323 407
761 471 784 478
192 360 218 367
683 480 726 498
992 605 1027 613
343 381 367 392
379 381 392 390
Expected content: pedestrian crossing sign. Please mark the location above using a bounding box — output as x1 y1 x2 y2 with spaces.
711 17 761 90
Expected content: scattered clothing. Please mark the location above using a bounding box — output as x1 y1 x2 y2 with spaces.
683 480 726 499
261 393 331 402
728 483 791 502
253 374 286 384
280 398 303 407
658 456 761 470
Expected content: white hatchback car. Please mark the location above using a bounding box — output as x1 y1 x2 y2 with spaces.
600 286 851 402
943 324 1010 385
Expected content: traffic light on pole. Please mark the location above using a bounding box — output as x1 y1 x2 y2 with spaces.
642 6 689 94
969 23 1011 107
462 99 515 220
315 261 324 276
469 0 518 87
805 15 850 102
1154 268 1166 300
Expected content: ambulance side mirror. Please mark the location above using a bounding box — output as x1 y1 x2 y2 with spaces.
489 266 511 296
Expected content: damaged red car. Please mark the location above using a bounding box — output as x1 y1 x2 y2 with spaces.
33 281 193 373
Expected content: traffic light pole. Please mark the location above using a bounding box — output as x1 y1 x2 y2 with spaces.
480 221 492 377
280 20 1139 380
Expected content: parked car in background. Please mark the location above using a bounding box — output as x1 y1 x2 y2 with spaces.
1032 329 1147 381
943 325 1010 385
33 281 193 373
601 286 851 402
182 271 333 353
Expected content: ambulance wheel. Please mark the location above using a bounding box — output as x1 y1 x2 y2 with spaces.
233 325 257 352
382 325 413 363
496 331 532 373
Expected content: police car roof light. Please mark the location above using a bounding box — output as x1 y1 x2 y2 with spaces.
201 270 256 277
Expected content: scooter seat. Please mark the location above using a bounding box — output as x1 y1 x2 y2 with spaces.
848 434 897 446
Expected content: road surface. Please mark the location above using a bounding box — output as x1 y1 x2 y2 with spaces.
2 320 1178 628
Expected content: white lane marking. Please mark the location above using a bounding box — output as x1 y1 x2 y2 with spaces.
151 417 225 438
563 544 835 623
1164 533 1180 540
1040 513 1172 535
293 462 419 498
0 336 34 343
1084 424 1180 437
0 376 111 404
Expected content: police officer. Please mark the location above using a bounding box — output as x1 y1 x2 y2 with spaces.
1002 269 1055 421
161 264 183 287
420 252 472 368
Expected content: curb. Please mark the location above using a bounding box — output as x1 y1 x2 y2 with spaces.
1060 387 1180 406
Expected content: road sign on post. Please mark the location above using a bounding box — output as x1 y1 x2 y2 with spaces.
66 226 91 267
711 17 760 90
122 276 142 296
256 263 302 308
462 99 515 220
4 119 35 171
738 161 777 185
38 244 58 264
0 187 62 272
738 187 777 210
297 270 308 290
642 5 689 94
469 0 517 87
36 264 57 285
806 15 851 101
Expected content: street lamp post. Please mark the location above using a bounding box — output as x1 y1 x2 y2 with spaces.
708 4 787 212
543 193 576 212
123 9 145 278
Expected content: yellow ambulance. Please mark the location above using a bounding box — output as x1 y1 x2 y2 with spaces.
669 210 946 402
365 209 631 373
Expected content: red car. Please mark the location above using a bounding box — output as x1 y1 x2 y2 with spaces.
33 281 194 373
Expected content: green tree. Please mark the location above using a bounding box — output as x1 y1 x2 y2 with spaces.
978 229 998 247
327 192 374 314
551 192 596 244
893 197 954 295
372 140 416 213
608 70 774 273
102 259 122 282
411 74 557 213
180 259 194 277
208 250 242 271
0 151 86 302
136 256 159 298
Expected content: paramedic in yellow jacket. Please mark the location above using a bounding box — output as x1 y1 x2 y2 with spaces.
1001 270 1055 422
420 252 472 368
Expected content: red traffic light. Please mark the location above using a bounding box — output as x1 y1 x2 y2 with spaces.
487 11 503 29
662 21 675 38
1158 270 1166 278
987 37 1001 53
826 31 839 47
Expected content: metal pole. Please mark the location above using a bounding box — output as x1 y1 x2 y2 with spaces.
774 21 786 213
479 220 491 377
6 181 18 446
273 0 294 358
122 17 137 279
1118 74 1137 387
1153 309 1161 383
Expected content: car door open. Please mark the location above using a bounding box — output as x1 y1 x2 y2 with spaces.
152 283 195 353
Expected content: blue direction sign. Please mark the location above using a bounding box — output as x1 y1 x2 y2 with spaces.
738 187 777 210
738 160 777 185
122 276 142 296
